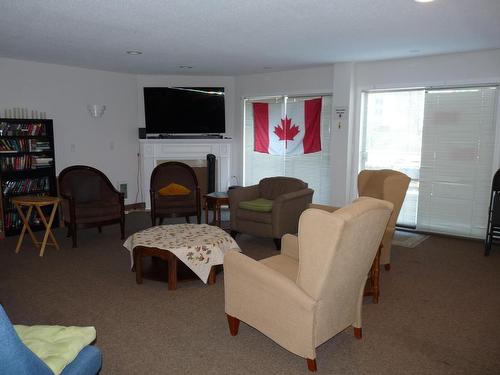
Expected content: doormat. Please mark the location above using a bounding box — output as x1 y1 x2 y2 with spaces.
393 230 430 248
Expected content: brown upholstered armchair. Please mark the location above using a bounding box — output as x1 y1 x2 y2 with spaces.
149 162 201 226
229 177 314 249
58 165 125 248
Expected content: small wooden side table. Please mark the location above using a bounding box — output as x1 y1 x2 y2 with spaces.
203 192 229 228
12 196 60 257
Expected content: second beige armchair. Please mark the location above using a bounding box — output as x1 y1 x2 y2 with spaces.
358 169 410 270
229 177 313 249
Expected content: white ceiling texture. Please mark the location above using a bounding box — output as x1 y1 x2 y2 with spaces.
0 0 499 75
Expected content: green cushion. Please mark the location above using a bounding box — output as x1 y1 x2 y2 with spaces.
14 325 96 375
239 198 273 212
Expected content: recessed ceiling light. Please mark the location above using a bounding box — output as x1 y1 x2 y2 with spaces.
414 0 434 3
126 50 142 55
179 65 193 69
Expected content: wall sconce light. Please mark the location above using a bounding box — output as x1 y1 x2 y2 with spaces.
87 104 106 118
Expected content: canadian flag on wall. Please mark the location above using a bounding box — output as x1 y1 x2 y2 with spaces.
253 98 322 155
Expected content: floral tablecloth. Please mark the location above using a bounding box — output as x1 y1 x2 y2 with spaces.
123 224 241 283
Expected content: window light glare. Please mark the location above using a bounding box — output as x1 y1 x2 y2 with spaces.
414 0 435 3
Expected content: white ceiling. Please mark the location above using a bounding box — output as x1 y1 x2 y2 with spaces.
0 0 499 75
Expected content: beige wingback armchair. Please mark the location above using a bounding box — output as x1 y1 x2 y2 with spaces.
224 197 393 372
229 177 314 249
358 169 410 270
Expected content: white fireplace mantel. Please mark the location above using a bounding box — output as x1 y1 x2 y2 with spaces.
139 139 232 209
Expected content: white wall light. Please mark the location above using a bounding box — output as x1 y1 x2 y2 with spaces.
87 104 106 118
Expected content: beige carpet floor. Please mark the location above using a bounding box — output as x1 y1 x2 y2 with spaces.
1 211 500 374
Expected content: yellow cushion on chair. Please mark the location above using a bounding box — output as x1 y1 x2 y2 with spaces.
159 183 192 196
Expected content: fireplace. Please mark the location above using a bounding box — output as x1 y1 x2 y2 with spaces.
139 139 231 209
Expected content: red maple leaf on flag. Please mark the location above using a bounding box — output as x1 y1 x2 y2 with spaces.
273 116 300 148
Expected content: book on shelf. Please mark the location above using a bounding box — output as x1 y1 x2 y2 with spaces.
0 138 27 152
2 176 50 195
0 122 46 136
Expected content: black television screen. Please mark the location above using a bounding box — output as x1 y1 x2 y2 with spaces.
144 87 225 134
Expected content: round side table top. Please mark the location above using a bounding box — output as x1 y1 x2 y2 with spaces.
12 196 60 206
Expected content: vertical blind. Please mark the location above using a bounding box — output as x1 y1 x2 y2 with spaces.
244 95 332 204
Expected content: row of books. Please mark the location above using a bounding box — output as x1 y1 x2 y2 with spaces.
0 122 46 136
0 138 28 152
2 211 46 231
0 155 54 171
0 139 51 153
2 176 50 195
2 211 22 231
30 140 50 151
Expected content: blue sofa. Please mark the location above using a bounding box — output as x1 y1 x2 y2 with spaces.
0 305 102 375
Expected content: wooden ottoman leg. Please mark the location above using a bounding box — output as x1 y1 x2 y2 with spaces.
167 253 178 291
134 248 143 284
208 266 216 285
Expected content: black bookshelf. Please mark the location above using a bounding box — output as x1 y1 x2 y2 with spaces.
0 118 58 236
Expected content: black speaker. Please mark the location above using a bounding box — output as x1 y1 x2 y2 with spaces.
207 154 216 193
138 127 146 139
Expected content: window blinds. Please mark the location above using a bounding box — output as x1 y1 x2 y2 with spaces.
244 95 332 204
361 86 498 238
417 87 498 237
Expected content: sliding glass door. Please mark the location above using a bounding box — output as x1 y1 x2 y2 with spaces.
360 86 498 237
360 89 424 227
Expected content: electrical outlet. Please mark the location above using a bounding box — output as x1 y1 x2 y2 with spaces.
118 182 128 199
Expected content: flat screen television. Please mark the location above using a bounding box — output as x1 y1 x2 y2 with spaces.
144 87 225 135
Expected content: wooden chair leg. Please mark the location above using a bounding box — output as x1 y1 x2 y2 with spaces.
354 327 362 339
273 238 281 250
120 216 125 239
227 314 240 336
97 226 102 233
306 358 317 372
71 223 77 248
185 216 191 223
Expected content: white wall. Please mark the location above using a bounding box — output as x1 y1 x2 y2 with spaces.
3 49 499 208
232 50 500 207
0 58 139 204
348 49 500 201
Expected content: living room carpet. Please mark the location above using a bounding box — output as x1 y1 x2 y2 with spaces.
1 211 500 374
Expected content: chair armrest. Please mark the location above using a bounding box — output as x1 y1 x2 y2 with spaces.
308 203 340 212
272 188 314 237
224 251 315 312
281 234 299 261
